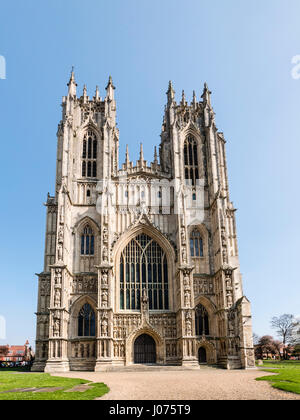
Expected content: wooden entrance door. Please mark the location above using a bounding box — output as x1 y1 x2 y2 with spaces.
134 334 156 364
198 347 207 364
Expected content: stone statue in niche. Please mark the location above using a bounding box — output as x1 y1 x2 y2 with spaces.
57 244 63 261
53 318 60 337
58 226 64 244
54 269 62 285
226 292 233 307
54 289 61 307
141 288 149 312
185 318 192 336
102 272 108 286
114 342 118 357
184 290 191 307
183 274 190 287
182 247 187 264
101 289 108 307
101 319 108 337
120 343 125 357
181 227 186 245
103 227 108 243
102 246 108 262
221 226 227 247
185 310 192 336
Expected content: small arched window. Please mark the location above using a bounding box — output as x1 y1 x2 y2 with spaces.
81 225 95 255
78 303 95 337
184 136 199 186
195 304 209 336
190 229 204 257
82 130 97 178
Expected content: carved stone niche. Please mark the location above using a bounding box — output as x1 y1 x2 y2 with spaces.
223 266 236 308
113 315 141 339
101 271 109 288
54 268 63 286
100 311 109 337
193 277 214 296
72 276 97 294
40 278 51 296
227 308 236 337
185 310 193 336
166 341 177 358
149 314 177 338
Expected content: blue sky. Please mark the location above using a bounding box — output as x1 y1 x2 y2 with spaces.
0 0 300 347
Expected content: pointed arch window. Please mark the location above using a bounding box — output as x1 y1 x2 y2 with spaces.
190 229 204 257
82 130 97 178
78 303 95 337
184 136 199 186
81 225 95 256
195 304 209 336
119 234 169 311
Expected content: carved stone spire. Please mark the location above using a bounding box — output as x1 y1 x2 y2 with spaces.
95 85 100 101
192 90 197 107
154 146 158 165
181 90 186 106
67 67 77 97
166 80 175 105
202 82 212 107
139 143 144 162
106 75 115 100
83 84 88 103
125 144 130 167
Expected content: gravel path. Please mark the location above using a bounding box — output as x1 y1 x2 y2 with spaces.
53 368 300 400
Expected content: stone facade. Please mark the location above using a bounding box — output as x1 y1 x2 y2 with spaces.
32 72 255 372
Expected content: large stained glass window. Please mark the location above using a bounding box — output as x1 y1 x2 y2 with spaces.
119 234 169 311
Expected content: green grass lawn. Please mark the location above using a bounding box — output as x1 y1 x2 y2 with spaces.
0 370 109 400
256 360 300 395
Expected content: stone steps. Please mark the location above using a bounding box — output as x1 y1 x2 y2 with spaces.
99 364 220 372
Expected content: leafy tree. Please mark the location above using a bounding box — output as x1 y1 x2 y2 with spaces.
255 335 278 360
291 343 300 359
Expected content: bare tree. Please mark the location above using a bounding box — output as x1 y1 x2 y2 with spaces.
253 333 260 346
290 317 300 346
273 340 283 359
271 314 295 359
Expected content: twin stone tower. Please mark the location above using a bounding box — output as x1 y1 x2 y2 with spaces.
32 72 255 372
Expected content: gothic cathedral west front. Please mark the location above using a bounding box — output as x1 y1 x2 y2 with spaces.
32 72 255 372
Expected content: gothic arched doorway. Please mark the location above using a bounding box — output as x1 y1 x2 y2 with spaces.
198 347 207 364
134 334 156 364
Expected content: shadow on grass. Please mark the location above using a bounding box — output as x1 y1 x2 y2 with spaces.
0 367 32 373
